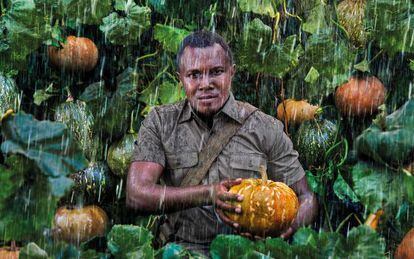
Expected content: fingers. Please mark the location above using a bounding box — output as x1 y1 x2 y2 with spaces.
280 227 294 239
238 231 264 241
216 208 240 229
215 199 241 213
217 191 243 202
222 178 243 188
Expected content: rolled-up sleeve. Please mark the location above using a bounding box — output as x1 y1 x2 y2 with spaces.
132 108 166 167
266 119 305 186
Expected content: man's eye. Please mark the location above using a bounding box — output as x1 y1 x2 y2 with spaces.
211 69 224 76
189 72 201 79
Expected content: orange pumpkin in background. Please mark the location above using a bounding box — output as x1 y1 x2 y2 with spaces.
48 36 99 72
53 205 108 244
335 76 386 117
225 166 299 236
395 228 414 259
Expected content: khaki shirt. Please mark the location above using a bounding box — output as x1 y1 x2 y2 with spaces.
133 93 305 243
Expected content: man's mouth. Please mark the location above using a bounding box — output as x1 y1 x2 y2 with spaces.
197 94 219 100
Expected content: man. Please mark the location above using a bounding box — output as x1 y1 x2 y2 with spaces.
126 30 317 255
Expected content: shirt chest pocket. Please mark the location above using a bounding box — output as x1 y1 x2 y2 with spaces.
165 152 199 186
228 153 267 179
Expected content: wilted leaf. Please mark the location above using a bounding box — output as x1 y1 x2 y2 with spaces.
354 59 370 73
304 66 319 84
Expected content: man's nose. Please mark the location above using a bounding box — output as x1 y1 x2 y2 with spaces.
199 73 212 89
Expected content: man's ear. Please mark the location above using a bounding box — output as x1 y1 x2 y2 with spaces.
230 64 236 77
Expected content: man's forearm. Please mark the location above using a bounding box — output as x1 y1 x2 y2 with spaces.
126 182 215 213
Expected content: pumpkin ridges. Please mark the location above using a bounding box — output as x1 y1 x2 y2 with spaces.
225 170 299 236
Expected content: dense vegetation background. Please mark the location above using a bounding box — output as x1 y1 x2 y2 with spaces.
1 0 414 257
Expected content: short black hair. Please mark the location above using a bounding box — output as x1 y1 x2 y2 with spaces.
176 30 234 70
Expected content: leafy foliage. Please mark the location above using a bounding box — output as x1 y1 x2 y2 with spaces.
365 0 414 56
99 1 151 45
236 18 303 78
210 226 385 259
237 0 280 18
107 225 154 258
154 24 190 53
356 100 414 166
60 0 112 25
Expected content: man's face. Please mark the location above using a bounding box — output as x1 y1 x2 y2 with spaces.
178 43 235 116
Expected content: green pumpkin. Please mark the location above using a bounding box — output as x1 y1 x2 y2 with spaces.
294 119 338 169
0 75 20 115
107 132 138 177
54 100 101 161
71 161 115 203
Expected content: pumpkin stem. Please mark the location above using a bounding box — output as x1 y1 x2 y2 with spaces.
364 209 384 230
259 165 268 184
10 241 17 251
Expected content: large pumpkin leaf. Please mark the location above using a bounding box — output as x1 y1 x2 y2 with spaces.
236 18 303 78
298 0 331 34
154 24 190 53
210 235 255 259
365 0 414 56
59 0 112 25
356 99 414 166
107 225 154 258
1 112 88 179
237 0 281 18
99 1 151 45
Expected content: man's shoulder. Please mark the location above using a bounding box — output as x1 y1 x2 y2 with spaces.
234 100 279 125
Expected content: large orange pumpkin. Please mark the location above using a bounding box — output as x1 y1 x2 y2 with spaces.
0 243 19 259
53 205 108 244
225 166 299 236
335 76 386 117
276 99 321 125
48 36 99 72
395 228 414 259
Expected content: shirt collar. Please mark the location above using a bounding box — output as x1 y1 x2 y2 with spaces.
178 92 243 124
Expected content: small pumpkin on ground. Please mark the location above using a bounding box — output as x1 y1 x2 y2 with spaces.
53 205 108 244
395 228 414 259
107 131 138 177
335 76 386 117
225 166 299 237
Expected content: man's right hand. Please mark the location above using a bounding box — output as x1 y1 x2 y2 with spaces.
212 178 244 230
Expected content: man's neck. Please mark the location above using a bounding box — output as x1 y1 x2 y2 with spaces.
194 110 214 129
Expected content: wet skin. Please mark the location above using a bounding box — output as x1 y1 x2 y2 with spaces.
126 44 318 239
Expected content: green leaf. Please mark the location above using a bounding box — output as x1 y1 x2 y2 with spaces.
333 173 359 203
409 60 414 71
237 0 280 18
255 238 291 259
20 242 48 259
33 85 57 106
59 0 112 25
334 226 386 259
154 24 191 53
210 235 255 259
237 18 303 78
107 225 154 258
300 0 331 34
304 66 319 84
99 2 151 45
0 156 25 210
356 99 414 165
158 82 186 104
366 0 414 56
351 161 414 216
354 59 370 73
1 112 88 179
